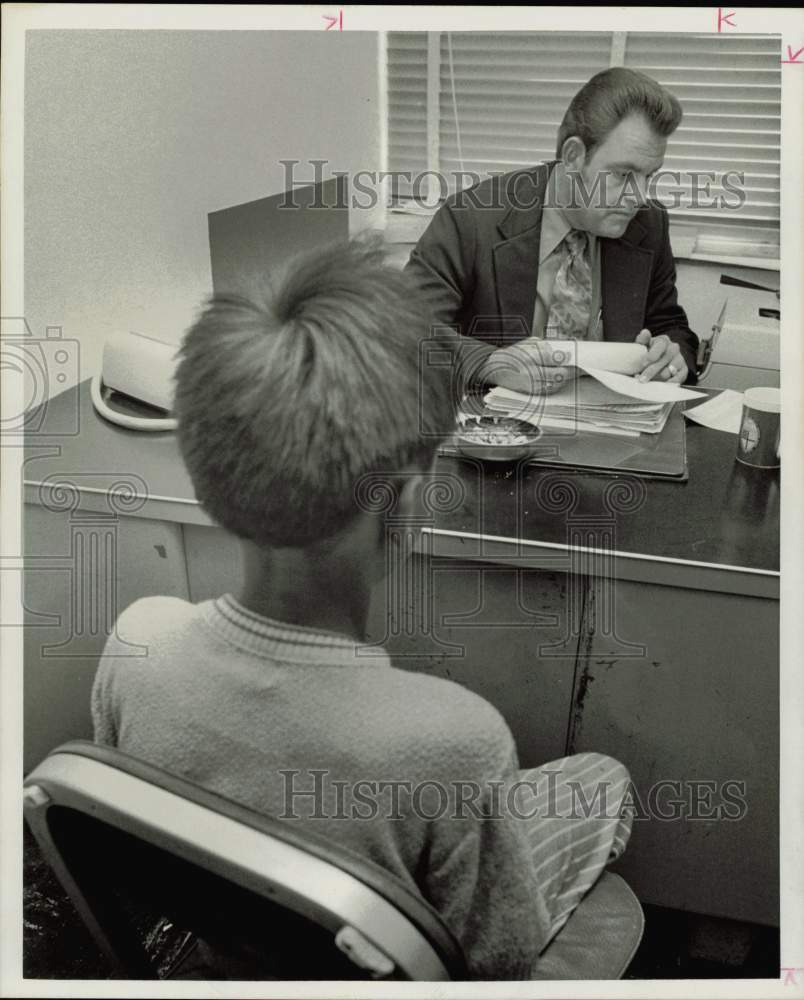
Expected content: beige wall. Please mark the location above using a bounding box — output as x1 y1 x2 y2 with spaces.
25 30 382 394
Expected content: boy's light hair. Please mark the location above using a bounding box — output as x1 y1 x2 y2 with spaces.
174 238 456 547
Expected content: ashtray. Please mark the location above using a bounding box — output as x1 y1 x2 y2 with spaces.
455 414 541 461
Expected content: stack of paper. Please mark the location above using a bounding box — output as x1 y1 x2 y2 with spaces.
485 381 674 438
483 340 705 438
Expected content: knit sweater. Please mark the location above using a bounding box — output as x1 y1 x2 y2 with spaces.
91 594 553 978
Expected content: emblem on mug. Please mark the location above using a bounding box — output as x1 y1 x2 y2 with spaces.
739 415 760 455
736 388 780 470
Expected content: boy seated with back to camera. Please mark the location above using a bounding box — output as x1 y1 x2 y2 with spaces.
92 239 634 979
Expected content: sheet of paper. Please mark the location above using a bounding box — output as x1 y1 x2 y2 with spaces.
582 366 705 403
522 340 706 403
683 389 744 434
541 340 647 376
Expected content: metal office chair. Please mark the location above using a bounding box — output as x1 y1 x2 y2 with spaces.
24 742 644 981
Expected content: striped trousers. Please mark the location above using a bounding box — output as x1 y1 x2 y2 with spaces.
517 752 634 945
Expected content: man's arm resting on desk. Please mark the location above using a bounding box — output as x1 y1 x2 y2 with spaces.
637 206 700 384
406 203 573 396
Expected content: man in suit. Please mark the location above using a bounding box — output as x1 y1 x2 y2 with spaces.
406 68 699 394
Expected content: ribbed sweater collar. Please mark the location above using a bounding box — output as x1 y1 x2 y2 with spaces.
202 593 389 667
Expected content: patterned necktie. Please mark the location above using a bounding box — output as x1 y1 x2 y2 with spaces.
545 230 593 340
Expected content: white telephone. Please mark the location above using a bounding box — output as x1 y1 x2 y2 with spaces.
90 331 179 431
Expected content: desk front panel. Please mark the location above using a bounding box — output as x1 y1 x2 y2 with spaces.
570 578 779 926
23 501 190 773
366 552 579 767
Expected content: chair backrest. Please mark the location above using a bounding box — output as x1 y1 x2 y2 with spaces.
23 741 467 981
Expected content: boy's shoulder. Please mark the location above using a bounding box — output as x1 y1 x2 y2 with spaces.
385 665 503 719
381 666 517 766
101 595 198 659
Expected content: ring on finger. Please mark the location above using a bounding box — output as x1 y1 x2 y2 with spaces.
667 363 678 377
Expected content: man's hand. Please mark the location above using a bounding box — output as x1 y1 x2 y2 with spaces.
481 339 580 396
634 329 688 384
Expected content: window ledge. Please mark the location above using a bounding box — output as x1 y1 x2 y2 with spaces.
385 209 434 244
674 252 780 273
384 208 780 272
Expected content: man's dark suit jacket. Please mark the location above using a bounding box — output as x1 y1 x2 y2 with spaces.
405 162 699 384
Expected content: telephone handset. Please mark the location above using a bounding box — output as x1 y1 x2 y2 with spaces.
90 331 178 431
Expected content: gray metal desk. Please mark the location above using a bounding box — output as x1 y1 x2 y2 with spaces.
23 380 779 925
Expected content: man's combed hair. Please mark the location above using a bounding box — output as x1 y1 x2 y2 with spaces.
174 239 456 548
556 67 683 158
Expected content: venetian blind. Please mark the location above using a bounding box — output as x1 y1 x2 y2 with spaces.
622 33 780 255
386 31 781 256
387 32 429 199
